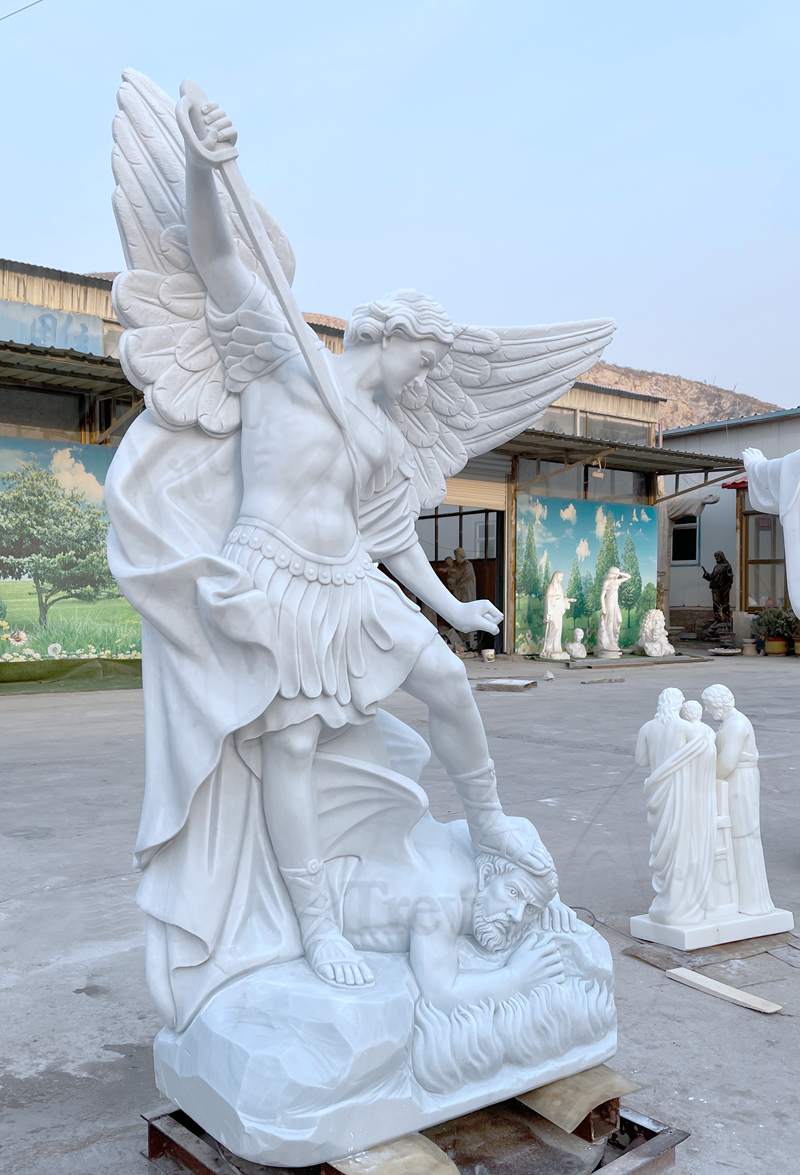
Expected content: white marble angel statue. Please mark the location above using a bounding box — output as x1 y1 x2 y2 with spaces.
107 71 614 1010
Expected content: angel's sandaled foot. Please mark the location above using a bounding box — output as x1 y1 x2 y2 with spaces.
306 933 375 988
452 761 556 873
280 859 375 989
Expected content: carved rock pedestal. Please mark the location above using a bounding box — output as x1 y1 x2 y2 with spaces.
155 937 615 1167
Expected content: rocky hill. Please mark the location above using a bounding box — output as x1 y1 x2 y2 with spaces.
583 360 778 431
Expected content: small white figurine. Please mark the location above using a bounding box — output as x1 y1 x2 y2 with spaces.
596 566 631 657
565 626 587 659
630 685 793 949
518 628 538 655
637 609 675 657
540 570 575 660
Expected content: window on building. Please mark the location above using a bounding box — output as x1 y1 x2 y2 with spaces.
586 468 649 505
415 506 499 561
517 458 651 504
517 458 583 498
536 405 578 436
742 494 787 608
583 413 652 446
671 514 700 564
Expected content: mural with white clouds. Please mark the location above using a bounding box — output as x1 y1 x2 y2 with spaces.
515 494 657 653
0 438 140 662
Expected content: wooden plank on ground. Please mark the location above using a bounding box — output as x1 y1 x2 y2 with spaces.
325 1132 458 1173
516 1064 639 1134
624 930 796 972
665 966 782 1013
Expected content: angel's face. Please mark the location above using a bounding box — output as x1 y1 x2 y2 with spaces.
378 335 448 403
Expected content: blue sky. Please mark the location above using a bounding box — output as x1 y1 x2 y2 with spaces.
2 0 798 404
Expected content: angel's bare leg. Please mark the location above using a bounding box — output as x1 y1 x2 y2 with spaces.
261 720 374 988
402 639 538 865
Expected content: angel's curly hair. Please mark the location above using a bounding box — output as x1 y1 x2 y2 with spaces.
345 289 457 349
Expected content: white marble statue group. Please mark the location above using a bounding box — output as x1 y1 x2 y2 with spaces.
539 567 672 660
631 685 793 949
106 72 617 1166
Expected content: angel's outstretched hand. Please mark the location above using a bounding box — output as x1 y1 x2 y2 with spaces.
741 447 766 470
452 599 503 636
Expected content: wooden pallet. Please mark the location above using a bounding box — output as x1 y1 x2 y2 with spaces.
145 1099 688 1173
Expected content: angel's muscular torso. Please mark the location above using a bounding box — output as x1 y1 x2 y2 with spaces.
239 353 398 558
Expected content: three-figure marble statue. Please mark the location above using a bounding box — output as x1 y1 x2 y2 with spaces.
106 71 618 1166
630 686 793 949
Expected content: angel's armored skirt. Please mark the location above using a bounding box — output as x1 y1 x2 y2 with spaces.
223 518 438 732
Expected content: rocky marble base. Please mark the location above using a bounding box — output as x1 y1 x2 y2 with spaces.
630 908 794 951
154 949 616 1167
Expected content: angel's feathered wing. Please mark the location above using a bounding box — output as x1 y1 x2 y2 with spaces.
387 318 616 510
111 69 295 437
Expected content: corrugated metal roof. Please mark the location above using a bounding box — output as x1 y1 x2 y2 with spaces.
665 404 800 436
503 428 741 475
0 258 114 290
0 341 132 395
573 380 667 404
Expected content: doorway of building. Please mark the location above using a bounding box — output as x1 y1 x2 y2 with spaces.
415 505 505 650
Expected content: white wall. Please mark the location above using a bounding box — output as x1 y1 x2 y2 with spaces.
664 413 800 609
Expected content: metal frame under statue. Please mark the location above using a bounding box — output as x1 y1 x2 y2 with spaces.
630 686 793 950
106 72 618 1167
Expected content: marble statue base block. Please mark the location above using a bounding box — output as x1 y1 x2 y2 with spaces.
629 908 794 951
154 948 616 1168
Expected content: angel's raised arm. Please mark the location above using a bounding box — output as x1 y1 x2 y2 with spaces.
179 95 253 313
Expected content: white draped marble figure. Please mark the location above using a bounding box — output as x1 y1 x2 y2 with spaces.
631 686 793 950
701 685 779 916
596 566 631 655
541 571 574 660
634 689 717 927
105 72 617 1166
742 446 800 616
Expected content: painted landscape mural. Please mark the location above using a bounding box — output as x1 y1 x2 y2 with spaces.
514 494 658 653
0 438 139 662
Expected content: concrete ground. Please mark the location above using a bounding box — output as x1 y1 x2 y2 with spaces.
1 655 798 1174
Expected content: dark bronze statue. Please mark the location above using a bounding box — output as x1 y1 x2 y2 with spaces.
702 550 734 638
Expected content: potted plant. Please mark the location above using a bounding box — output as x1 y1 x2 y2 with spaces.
751 607 798 655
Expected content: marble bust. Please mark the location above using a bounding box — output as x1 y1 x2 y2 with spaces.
565 626 587 659
630 686 793 950
105 70 617 1166
637 609 674 657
